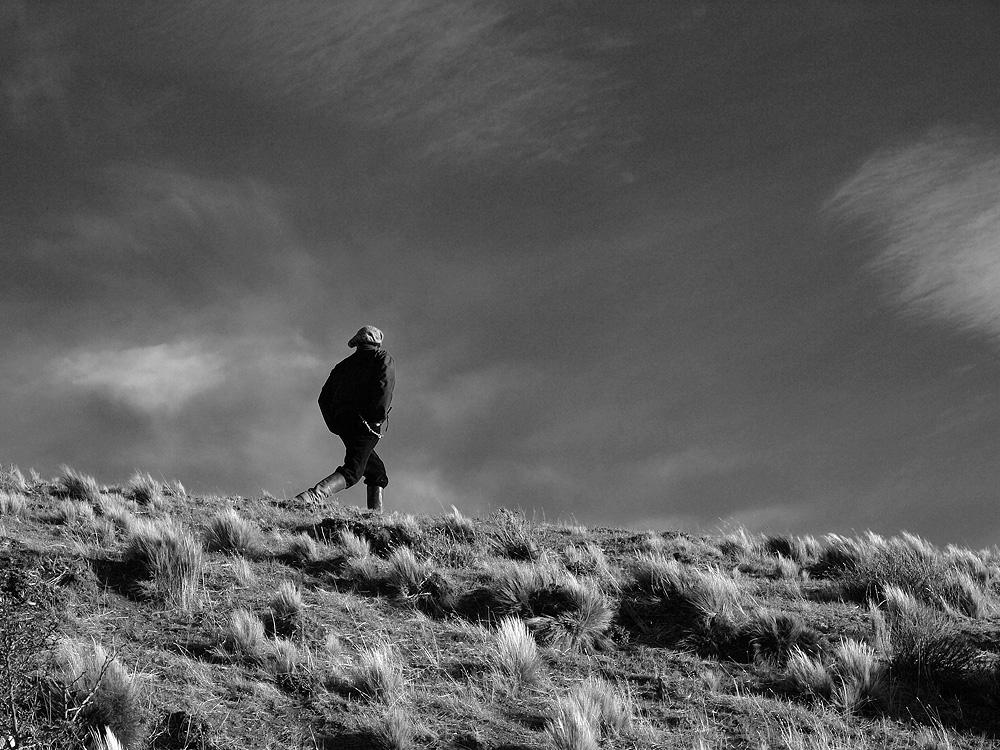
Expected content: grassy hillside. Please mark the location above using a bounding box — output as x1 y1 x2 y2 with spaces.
2 464 1000 750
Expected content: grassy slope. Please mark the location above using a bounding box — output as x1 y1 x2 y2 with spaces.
2 466 1000 749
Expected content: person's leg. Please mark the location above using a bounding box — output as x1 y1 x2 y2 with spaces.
337 432 380 488
362 449 388 511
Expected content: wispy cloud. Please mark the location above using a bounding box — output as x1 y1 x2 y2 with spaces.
55 340 225 413
827 128 1000 342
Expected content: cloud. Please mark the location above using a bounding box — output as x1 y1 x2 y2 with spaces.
55 340 225 413
95 0 630 166
827 129 1000 342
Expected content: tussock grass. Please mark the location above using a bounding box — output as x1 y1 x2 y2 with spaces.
0 490 27 518
786 648 834 700
57 498 96 527
871 590 982 696
204 508 264 557
123 517 203 608
125 470 162 507
561 542 614 582
338 529 372 559
269 581 305 637
748 610 823 668
0 464 28 493
526 576 615 653
811 532 998 618
286 532 319 564
546 678 635 750
374 704 418 750
623 557 753 658
490 508 540 561
222 608 267 663
91 725 125 750
343 645 404 702
830 638 887 713
56 465 103 503
436 505 477 543
490 615 543 690
94 494 138 535
52 639 143 749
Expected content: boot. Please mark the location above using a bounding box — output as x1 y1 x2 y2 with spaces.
366 485 384 512
294 471 348 505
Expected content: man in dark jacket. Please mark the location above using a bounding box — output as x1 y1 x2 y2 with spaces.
295 325 395 511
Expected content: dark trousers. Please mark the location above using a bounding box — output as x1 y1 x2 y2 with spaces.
335 429 388 489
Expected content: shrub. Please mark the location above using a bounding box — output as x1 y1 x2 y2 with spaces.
345 645 404 702
269 581 305 637
123 518 203 608
52 639 144 749
222 608 267 663
491 615 543 690
56 466 103 503
126 471 162 507
204 508 263 557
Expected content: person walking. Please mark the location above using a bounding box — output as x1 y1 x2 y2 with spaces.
295 325 395 511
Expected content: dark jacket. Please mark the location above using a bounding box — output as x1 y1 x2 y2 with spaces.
318 346 395 434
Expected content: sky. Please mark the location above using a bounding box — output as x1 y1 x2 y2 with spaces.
3 1 1000 547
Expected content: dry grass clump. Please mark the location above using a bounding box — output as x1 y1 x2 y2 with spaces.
221 608 267 663
338 529 372 559
622 557 753 658
490 508 540 561
763 534 821 566
0 490 28 518
57 498 97 527
748 610 824 668
871 586 982 697
490 615 543 690
56 465 103 503
342 645 405 702
561 542 614 582
51 639 144 749
94 494 139 535
204 508 264 558
123 517 203 608
269 581 305 637
0 464 28 493
829 638 888 713
525 576 615 654
125 471 162 507
785 648 835 701
436 505 477 543
271 639 321 691
286 532 320 564
373 704 418 750
545 677 633 750
811 532 998 618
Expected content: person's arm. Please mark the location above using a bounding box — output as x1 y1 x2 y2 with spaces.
370 351 395 425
